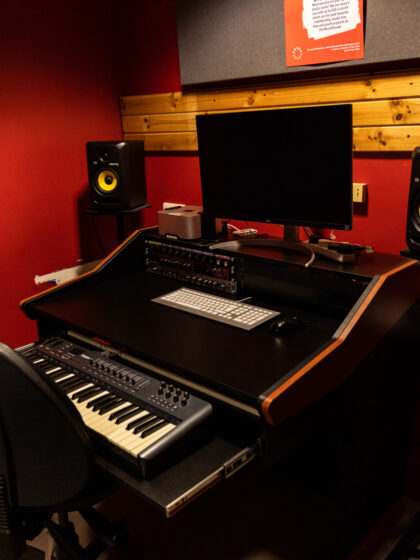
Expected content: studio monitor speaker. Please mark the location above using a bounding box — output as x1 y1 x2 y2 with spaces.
406 147 420 255
86 141 147 210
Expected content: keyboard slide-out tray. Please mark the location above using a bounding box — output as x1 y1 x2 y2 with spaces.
96 435 258 518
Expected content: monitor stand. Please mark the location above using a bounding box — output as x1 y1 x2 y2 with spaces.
210 226 355 266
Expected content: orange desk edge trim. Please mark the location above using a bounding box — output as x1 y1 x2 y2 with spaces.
19 227 154 309
261 259 417 425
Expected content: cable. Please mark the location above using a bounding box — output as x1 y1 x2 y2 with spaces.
210 238 315 268
227 223 240 231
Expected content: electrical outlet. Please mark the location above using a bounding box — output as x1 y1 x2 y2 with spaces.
353 183 367 203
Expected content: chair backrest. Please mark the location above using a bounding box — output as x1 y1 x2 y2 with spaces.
0 342 94 510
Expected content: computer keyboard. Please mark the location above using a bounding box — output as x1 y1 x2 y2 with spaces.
152 287 279 330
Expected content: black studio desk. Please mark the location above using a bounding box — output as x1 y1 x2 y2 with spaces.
20 228 420 556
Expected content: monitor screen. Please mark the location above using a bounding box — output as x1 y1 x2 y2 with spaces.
196 104 353 231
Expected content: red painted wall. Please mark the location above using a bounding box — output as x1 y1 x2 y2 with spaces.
1 0 414 350
0 1 126 347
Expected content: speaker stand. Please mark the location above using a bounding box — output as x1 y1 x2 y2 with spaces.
85 204 151 244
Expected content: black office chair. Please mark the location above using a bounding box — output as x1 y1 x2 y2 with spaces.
0 341 125 560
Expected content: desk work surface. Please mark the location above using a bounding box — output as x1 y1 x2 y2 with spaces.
28 271 339 405
22 228 420 422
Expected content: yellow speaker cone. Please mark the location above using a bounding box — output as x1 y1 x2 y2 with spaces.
96 169 118 193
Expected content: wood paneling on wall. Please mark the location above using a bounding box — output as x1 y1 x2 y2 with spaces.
120 71 420 152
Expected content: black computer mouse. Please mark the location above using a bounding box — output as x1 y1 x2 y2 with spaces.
270 317 304 337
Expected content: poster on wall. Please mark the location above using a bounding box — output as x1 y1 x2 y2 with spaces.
284 0 364 67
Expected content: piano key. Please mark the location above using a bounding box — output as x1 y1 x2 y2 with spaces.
73 391 108 415
82 390 109 405
38 362 56 372
117 419 159 447
51 373 74 385
115 407 143 425
97 398 124 415
86 392 111 409
87 408 148 438
44 366 63 375
56 374 77 388
86 413 129 436
102 401 133 421
94 406 146 431
130 424 176 455
68 392 96 418
76 394 116 423
114 429 149 451
20 349 38 358
71 383 94 402
73 399 106 423
106 411 150 442
128 423 176 456
132 417 161 435
74 386 104 402
70 384 95 400
140 419 167 439
126 413 154 431
68 383 94 399
49 370 74 382
32 358 46 364
92 395 117 412
109 403 137 421
62 378 88 394
110 401 133 413
86 411 121 432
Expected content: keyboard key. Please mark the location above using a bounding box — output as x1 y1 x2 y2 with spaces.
87 393 111 409
92 395 116 412
109 403 137 421
115 407 143 424
132 417 160 434
127 413 155 431
141 420 167 438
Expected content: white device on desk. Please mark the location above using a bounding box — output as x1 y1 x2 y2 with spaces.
153 287 279 330
158 205 223 240
158 205 203 240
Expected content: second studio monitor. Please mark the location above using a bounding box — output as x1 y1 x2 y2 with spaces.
86 141 147 210
406 147 420 255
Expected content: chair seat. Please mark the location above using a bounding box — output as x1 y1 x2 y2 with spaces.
35 467 115 514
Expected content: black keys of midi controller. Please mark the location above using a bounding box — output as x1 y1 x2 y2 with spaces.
19 337 212 478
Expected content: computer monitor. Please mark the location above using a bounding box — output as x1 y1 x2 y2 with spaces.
196 104 353 234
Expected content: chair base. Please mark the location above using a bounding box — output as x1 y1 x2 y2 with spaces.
45 509 127 560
